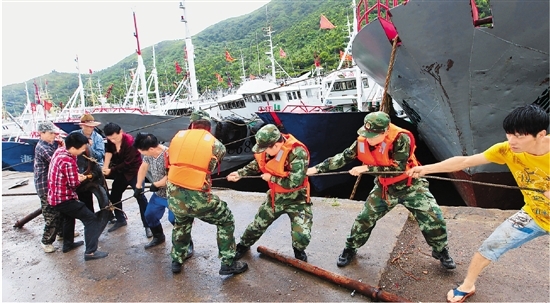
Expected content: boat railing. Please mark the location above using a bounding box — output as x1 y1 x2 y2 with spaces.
470 0 493 27
90 107 149 115
357 0 408 42
273 104 341 113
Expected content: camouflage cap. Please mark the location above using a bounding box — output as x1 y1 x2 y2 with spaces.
357 111 390 138
189 109 211 123
252 124 281 153
37 121 56 133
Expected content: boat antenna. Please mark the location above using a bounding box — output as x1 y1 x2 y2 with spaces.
240 50 246 82
255 32 261 76
180 0 199 100
263 25 277 82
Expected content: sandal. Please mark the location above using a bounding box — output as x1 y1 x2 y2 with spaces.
447 287 475 303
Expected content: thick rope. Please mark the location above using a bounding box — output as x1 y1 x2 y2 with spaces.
211 170 544 194
347 35 399 197
350 175 362 200
381 35 399 114
4 171 543 197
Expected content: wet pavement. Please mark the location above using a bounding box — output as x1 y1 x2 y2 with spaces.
2 171 548 302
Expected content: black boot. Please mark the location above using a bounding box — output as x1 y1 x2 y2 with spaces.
234 243 250 260
171 261 182 273
337 248 356 267
144 225 165 249
432 247 456 269
219 260 248 275
293 247 308 262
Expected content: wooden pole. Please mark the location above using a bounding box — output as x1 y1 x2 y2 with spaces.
257 245 411 302
13 208 42 228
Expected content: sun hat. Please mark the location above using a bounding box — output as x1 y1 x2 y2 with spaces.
78 113 101 127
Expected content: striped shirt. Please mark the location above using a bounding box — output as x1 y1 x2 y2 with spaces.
48 148 81 206
143 145 168 198
34 140 59 197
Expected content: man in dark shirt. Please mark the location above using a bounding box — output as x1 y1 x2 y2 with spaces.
102 122 150 237
48 132 108 261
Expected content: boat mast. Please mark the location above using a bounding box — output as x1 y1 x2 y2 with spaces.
123 12 149 110
263 25 277 82
145 45 160 108
76 57 85 109
240 51 246 82
180 1 199 100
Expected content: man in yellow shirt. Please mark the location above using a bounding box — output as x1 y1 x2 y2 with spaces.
407 104 549 303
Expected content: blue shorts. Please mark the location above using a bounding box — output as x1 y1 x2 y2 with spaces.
478 210 549 261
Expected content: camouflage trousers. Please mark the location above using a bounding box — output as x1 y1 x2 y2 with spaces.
345 179 448 253
239 193 313 251
167 182 236 266
39 195 60 245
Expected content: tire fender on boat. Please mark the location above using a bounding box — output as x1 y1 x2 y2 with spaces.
214 117 249 150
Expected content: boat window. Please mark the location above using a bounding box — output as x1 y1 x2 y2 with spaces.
261 94 267 102
274 93 281 100
333 82 341 91
268 94 274 101
297 91 301 99
292 92 297 99
287 92 292 100
362 79 369 88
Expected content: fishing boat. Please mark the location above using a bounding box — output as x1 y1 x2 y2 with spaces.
88 4 268 173
53 56 115 135
2 82 62 172
256 1 392 194
349 0 549 209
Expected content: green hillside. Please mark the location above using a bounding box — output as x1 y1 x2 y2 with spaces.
2 0 490 116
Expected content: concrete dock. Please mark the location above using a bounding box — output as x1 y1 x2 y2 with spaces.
2 171 548 302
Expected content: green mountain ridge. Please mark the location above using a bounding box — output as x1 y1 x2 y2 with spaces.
2 0 490 116
2 0 352 115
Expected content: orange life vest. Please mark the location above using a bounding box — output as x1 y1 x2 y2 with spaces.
167 129 217 191
356 124 420 198
253 134 311 210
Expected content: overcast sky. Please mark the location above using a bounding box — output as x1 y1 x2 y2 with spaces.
2 1 270 86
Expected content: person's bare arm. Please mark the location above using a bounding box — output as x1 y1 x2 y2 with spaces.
408 153 490 177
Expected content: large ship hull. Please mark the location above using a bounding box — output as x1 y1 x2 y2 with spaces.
256 111 427 195
352 0 549 209
91 112 263 173
257 112 366 192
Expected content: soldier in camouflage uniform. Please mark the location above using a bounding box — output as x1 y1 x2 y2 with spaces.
167 110 248 275
307 111 456 269
227 124 313 262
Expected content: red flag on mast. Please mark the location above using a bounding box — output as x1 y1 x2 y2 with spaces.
279 47 287 58
44 100 53 111
320 14 336 30
225 50 236 62
89 69 93 74
175 61 182 74
314 52 321 68
340 50 353 61
215 73 223 83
